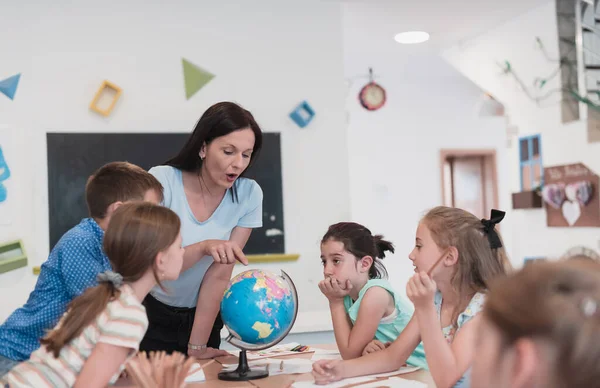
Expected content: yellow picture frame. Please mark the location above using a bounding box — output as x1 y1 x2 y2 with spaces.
89 80 122 117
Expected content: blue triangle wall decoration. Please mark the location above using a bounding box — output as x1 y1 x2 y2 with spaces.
0 74 21 100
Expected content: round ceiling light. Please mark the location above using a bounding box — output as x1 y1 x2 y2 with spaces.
394 31 430 44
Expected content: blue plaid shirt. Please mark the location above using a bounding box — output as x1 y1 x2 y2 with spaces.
0 218 111 361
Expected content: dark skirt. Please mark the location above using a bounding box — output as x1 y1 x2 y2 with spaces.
139 293 223 355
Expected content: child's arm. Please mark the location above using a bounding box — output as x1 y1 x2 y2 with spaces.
74 343 130 388
312 315 421 384
416 305 480 388
408 272 478 388
323 283 390 359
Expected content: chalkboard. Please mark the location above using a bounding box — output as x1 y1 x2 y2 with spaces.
46 133 284 255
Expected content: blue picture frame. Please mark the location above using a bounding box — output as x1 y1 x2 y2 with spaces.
518 134 543 191
289 101 315 128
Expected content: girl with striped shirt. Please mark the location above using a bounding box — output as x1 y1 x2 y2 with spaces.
2 202 184 388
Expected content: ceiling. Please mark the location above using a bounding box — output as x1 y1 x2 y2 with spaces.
340 0 551 76
341 0 550 49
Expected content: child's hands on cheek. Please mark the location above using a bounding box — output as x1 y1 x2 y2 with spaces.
318 276 352 302
406 272 436 309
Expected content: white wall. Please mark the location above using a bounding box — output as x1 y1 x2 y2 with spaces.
442 1 600 266
0 0 351 330
342 4 511 299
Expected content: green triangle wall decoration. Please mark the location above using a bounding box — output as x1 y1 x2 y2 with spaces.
182 58 215 100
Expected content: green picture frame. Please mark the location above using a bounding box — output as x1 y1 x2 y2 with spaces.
0 239 27 274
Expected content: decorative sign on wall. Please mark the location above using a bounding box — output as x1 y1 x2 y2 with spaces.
182 58 215 100
0 239 27 274
0 146 10 203
0 128 13 225
542 163 599 227
89 80 122 117
0 73 21 101
289 101 315 128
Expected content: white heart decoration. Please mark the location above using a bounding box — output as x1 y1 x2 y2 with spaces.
562 200 581 226
565 184 578 202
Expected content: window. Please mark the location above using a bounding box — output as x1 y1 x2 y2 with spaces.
519 135 542 191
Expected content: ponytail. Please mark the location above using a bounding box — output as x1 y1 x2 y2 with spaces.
40 283 120 357
373 235 395 259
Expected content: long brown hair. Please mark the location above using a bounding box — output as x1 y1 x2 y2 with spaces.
41 202 181 357
422 206 510 326
322 222 394 279
485 259 600 388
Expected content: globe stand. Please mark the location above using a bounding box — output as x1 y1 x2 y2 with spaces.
217 350 269 381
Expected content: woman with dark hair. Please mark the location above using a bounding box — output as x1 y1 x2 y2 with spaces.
140 101 264 359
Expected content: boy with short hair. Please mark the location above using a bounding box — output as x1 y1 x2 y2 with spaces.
0 161 163 376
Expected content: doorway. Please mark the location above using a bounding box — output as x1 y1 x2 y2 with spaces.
440 149 499 220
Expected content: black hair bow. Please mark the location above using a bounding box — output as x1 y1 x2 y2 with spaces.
481 209 505 249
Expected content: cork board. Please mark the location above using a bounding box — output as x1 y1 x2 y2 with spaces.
542 163 600 227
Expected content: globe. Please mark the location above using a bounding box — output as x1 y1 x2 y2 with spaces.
218 269 298 381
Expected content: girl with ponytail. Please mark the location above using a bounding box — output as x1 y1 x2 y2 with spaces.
2 202 184 388
313 207 509 388
318 222 426 368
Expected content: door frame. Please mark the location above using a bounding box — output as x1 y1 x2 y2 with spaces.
440 149 499 216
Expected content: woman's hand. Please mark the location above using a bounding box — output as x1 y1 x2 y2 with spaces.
312 359 345 385
318 277 352 302
201 240 248 265
188 346 229 359
406 272 437 309
362 339 390 356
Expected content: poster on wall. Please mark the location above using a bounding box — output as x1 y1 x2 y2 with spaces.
0 128 13 225
542 163 599 227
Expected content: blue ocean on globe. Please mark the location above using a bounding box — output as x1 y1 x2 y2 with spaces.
221 270 296 345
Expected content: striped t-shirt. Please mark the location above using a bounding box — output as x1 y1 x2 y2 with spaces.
2 284 148 388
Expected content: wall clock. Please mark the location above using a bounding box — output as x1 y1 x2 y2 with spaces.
358 68 386 111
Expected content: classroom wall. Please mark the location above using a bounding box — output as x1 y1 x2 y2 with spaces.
0 0 351 331
342 3 512 299
442 1 600 266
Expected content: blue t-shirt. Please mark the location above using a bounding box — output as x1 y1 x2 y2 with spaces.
148 166 263 308
0 219 111 361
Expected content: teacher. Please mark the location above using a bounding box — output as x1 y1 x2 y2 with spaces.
140 101 264 359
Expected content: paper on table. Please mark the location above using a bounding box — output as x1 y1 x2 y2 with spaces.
184 363 206 383
354 377 428 388
310 347 341 361
221 358 313 376
227 342 315 360
291 365 422 387
366 365 421 377
311 348 341 355
291 375 377 388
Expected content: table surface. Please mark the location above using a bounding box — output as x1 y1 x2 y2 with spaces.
181 344 436 388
